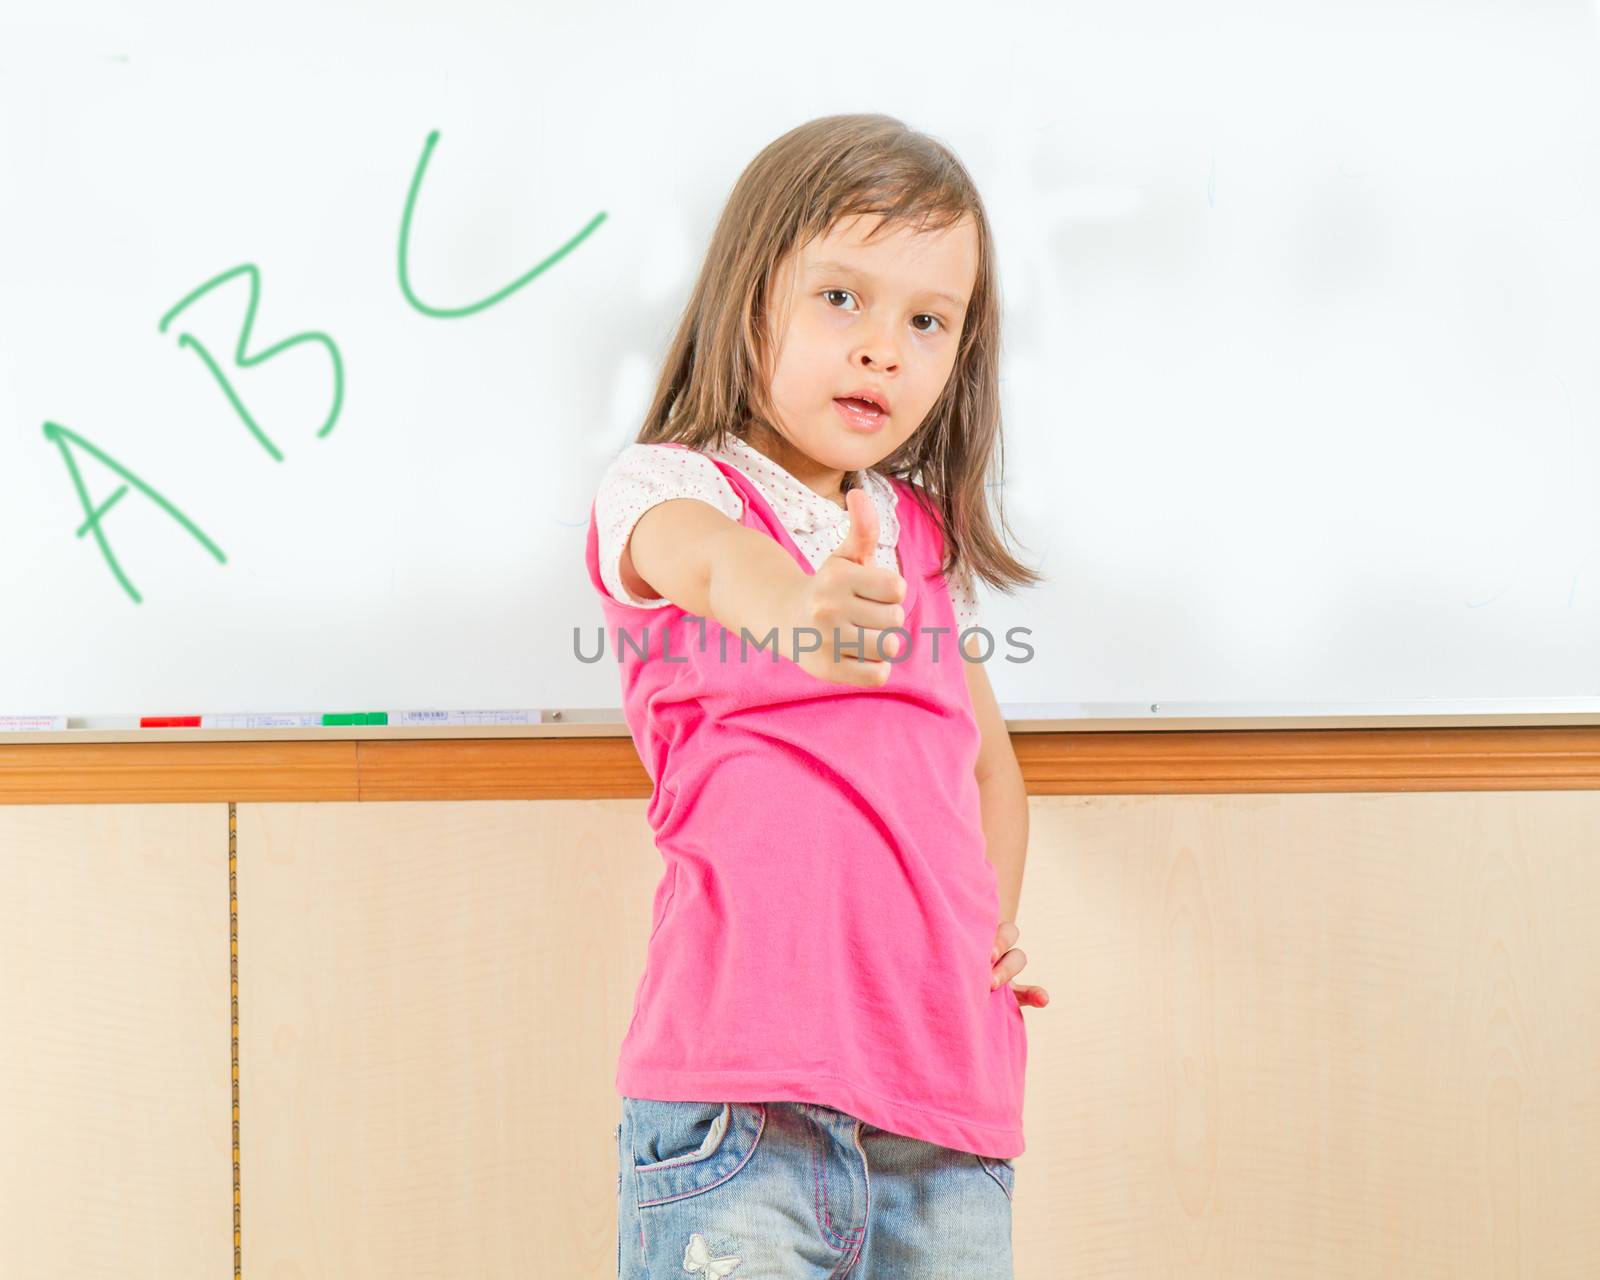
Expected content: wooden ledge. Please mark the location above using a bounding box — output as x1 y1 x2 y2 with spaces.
3 726 1600 803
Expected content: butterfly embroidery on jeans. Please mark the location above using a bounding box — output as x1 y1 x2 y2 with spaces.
682 1231 742 1276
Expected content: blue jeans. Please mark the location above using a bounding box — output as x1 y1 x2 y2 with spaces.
615 1096 1015 1278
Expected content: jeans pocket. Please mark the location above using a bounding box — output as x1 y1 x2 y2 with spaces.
625 1098 766 1207
976 1153 1016 1201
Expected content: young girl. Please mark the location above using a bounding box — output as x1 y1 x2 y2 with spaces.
586 113 1047 1278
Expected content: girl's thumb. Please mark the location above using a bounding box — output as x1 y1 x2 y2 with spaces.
836 486 878 567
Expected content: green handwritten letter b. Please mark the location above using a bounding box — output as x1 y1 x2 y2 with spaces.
158 263 345 461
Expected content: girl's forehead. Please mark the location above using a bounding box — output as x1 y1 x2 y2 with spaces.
809 211 973 257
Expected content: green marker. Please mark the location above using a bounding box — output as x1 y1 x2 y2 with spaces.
321 712 389 726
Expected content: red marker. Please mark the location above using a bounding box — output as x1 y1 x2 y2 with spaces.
139 715 202 727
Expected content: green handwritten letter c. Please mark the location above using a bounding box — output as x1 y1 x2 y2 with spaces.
398 128 607 318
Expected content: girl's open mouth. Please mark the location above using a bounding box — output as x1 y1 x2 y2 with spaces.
833 397 887 432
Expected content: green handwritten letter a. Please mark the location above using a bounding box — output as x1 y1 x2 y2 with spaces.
42 421 227 605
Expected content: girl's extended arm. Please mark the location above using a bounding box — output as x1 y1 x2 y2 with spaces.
625 497 806 639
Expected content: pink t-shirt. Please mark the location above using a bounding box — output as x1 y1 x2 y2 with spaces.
583 441 1027 1158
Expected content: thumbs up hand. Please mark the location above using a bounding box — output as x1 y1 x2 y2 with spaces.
781 487 907 687
834 484 879 568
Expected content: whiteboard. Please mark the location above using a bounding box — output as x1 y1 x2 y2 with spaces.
3 0 1599 726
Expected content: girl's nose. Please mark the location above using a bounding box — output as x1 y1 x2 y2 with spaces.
855 339 899 373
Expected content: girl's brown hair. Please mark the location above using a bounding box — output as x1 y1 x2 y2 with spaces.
634 112 1042 597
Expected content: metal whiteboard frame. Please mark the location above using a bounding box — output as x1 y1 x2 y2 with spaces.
7 698 1600 742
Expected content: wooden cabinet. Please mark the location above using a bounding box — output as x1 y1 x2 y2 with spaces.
4 787 1600 1277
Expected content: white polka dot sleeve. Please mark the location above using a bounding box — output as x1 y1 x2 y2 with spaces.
593 443 744 608
949 567 983 638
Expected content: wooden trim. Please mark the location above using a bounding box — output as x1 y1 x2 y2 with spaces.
1009 726 1600 793
0 741 361 804
4 726 1600 803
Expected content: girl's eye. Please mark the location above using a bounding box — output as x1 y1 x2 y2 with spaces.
821 289 945 335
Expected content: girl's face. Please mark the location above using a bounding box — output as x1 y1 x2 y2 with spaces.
754 212 978 500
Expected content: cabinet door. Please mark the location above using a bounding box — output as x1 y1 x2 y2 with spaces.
239 799 650 1279
0 803 232 1279
1016 790 1600 1279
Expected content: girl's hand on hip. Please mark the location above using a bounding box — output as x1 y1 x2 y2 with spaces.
991 920 1049 1007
